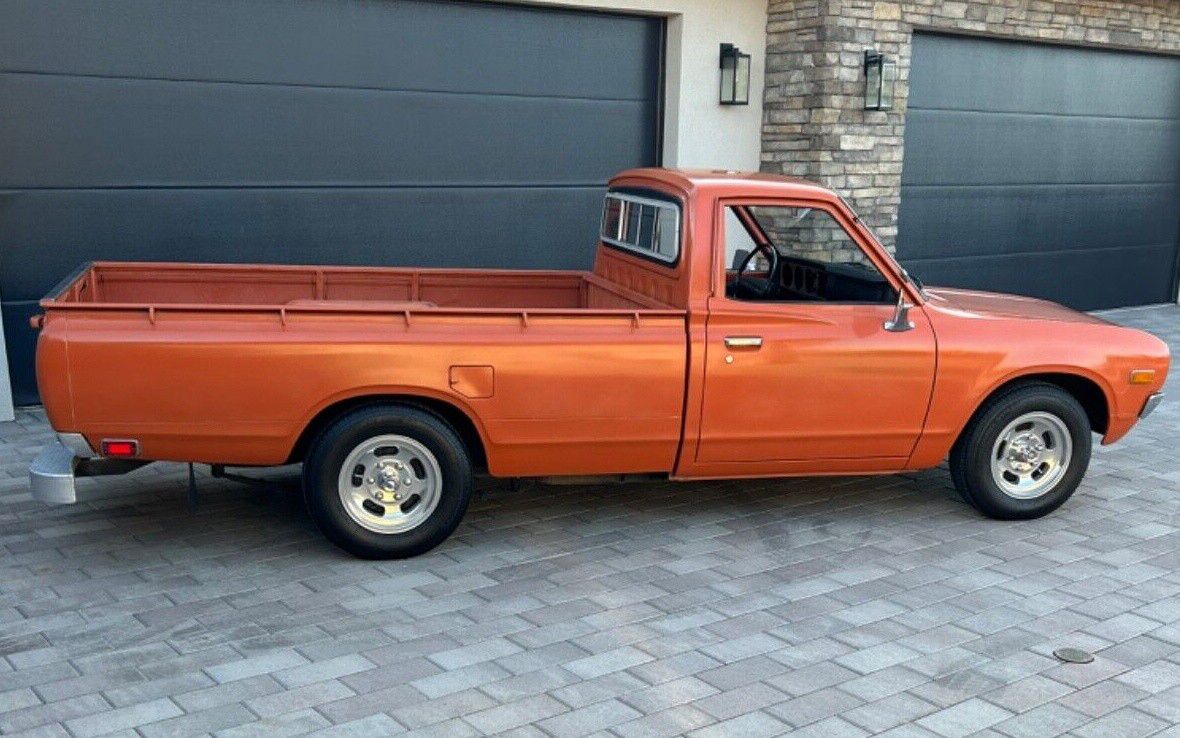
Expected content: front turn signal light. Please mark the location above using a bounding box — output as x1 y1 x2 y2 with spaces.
1129 369 1156 385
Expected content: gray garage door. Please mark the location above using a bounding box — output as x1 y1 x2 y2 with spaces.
0 0 663 405
897 33 1180 311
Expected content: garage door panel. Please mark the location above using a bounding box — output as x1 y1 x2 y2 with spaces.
0 0 663 402
902 110 1179 187
1 75 657 188
907 33 1180 120
898 184 1179 260
908 243 1177 310
898 33 1180 310
0 187 608 301
0 0 660 102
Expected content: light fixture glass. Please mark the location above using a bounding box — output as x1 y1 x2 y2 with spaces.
720 44 751 105
864 50 895 111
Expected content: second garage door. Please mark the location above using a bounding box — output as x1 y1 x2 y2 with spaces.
897 33 1180 310
0 0 664 404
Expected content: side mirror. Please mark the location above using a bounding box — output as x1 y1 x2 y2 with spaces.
883 289 913 332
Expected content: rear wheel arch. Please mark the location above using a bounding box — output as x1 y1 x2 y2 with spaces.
288 392 488 471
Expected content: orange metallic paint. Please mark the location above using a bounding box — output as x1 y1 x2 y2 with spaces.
34 169 1169 484
697 300 936 464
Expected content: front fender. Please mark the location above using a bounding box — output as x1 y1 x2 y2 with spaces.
907 313 1168 468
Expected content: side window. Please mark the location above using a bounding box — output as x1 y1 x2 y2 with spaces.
724 204 896 304
601 192 680 264
742 206 870 266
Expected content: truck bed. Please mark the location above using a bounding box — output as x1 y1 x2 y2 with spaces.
46 261 675 312
37 261 689 476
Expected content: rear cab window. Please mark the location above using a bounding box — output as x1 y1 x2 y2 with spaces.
601 191 681 266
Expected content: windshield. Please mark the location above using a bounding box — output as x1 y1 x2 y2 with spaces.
838 197 926 295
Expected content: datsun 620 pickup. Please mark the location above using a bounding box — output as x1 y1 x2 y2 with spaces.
29 169 1169 558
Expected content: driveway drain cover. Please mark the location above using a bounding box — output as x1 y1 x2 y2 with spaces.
1053 648 1094 664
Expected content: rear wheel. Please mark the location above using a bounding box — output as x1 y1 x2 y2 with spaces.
949 383 1091 520
303 405 472 558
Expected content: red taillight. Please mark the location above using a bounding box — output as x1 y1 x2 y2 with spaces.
101 440 139 458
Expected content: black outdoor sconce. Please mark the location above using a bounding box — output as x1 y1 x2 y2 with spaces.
719 43 751 105
863 49 896 111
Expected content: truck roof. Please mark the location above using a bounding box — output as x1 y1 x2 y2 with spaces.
611 167 839 202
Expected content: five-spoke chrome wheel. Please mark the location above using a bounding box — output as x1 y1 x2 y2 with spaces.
337 434 442 534
990 411 1072 499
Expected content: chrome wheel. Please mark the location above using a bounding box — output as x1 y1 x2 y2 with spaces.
990 411 1072 500
337 434 442 534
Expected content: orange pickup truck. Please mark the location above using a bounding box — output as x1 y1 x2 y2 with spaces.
30 169 1169 558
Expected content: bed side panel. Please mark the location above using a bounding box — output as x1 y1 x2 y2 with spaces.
63 309 688 475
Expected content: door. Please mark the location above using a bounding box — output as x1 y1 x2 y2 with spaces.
0 0 664 404
898 33 1180 310
695 201 936 467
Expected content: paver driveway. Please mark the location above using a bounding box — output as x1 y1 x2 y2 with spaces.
1 305 1178 738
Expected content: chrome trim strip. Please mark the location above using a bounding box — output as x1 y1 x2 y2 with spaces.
724 335 763 348
57 432 96 458
1140 393 1164 420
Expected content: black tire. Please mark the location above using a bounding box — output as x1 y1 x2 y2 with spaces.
949 382 1091 520
303 404 472 559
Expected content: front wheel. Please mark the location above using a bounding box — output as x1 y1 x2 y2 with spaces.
949 383 1092 520
303 405 473 559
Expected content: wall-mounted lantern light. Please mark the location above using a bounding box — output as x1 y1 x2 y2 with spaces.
863 49 896 111
719 43 751 105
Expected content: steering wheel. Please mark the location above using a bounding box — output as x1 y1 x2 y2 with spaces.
731 243 780 300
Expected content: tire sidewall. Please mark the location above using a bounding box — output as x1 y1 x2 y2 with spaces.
304 406 472 559
965 387 1091 519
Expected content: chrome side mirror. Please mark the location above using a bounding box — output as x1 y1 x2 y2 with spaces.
884 289 914 332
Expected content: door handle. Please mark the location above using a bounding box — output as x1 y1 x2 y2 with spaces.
724 335 763 348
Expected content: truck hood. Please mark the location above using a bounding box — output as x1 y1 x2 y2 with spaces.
921 287 1112 325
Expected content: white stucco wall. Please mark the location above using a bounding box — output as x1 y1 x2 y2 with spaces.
498 0 768 171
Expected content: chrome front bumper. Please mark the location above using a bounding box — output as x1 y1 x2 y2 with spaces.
29 435 147 504
1141 392 1164 420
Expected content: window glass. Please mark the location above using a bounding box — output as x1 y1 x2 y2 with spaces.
602 197 623 242
654 206 678 260
600 193 680 264
624 202 642 243
762 207 871 267
724 204 895 304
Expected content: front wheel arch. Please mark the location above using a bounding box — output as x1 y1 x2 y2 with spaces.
958 372 1110 442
